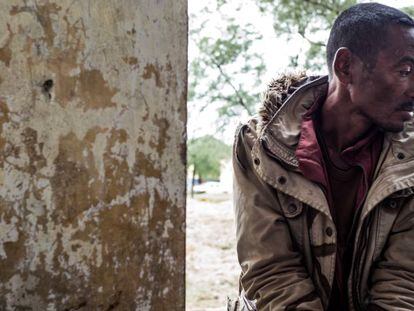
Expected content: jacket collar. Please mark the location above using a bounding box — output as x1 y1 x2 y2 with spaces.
363 122 414 217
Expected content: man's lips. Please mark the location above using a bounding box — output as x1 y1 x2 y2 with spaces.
396 102 414 121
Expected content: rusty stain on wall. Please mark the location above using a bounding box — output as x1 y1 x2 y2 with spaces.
78 69 117 109
142 63 164 88
0 0 187 310
0 25 13 67
122 56 139 66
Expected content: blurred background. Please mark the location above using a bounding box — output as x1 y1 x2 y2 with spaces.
186 1 414 310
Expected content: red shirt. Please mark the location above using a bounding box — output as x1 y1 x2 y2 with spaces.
295 98 383 309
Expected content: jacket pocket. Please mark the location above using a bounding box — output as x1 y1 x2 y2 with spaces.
276 193 306 254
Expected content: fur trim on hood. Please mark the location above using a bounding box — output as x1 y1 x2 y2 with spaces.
258 72 322 130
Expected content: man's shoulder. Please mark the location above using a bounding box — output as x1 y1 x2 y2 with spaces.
233 118 259 169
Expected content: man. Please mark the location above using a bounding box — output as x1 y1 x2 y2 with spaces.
233 3 414 310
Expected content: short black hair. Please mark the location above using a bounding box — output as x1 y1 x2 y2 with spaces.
326 3 414 76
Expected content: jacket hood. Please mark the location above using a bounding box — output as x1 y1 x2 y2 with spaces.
258 72 321 132
256 74 329 167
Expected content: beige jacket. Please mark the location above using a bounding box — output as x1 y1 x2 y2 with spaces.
233 74 414 310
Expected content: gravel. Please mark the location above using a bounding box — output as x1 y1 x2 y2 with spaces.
186 194 240 311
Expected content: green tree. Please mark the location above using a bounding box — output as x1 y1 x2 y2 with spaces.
187 135 231 183
402 6 414 17
256 0 357 71
189 0 414 131
189 1 266 127
256 1 414 71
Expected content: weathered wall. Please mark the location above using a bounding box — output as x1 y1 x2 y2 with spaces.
0 1 187 310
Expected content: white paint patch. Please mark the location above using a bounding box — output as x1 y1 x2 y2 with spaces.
0 162 30 202
162 219 173 238
91 131 108 181
0 216 19 259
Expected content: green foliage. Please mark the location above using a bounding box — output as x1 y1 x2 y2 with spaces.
187 135 231 180
189 2 266 122
189 0 414 131
402 6 414 17
256 1 414 71
256 0 356 71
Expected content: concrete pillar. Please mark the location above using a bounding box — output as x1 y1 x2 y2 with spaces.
0 1 187 310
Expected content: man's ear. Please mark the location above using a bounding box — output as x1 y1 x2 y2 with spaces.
332 47 353 84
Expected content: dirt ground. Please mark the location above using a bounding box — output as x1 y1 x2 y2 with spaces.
186 194 240 311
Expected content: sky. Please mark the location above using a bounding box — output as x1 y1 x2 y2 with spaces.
188 0 414 144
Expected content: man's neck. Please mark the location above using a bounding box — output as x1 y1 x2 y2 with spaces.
320 82 373 153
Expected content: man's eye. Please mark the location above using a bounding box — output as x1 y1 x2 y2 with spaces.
399 65 412 77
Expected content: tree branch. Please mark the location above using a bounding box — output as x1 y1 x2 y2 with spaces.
303 0 340 14
210 58 254 115
298 30 326 47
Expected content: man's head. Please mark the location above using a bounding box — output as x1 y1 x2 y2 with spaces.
327 3 414 76
326 3 414 133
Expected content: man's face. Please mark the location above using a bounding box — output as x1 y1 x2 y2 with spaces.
349 25 414 133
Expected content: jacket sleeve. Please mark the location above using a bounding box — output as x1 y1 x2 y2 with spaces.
367 198 414 310
233 123 323 310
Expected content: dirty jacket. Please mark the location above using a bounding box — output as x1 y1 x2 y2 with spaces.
233 74 414 310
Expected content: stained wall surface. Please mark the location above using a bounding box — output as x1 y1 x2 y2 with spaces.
0 1 187 310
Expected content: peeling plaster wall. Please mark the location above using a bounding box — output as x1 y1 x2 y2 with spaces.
0 1 187 310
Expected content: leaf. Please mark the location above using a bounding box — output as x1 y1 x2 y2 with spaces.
188 1 265 125
255 0 357 71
